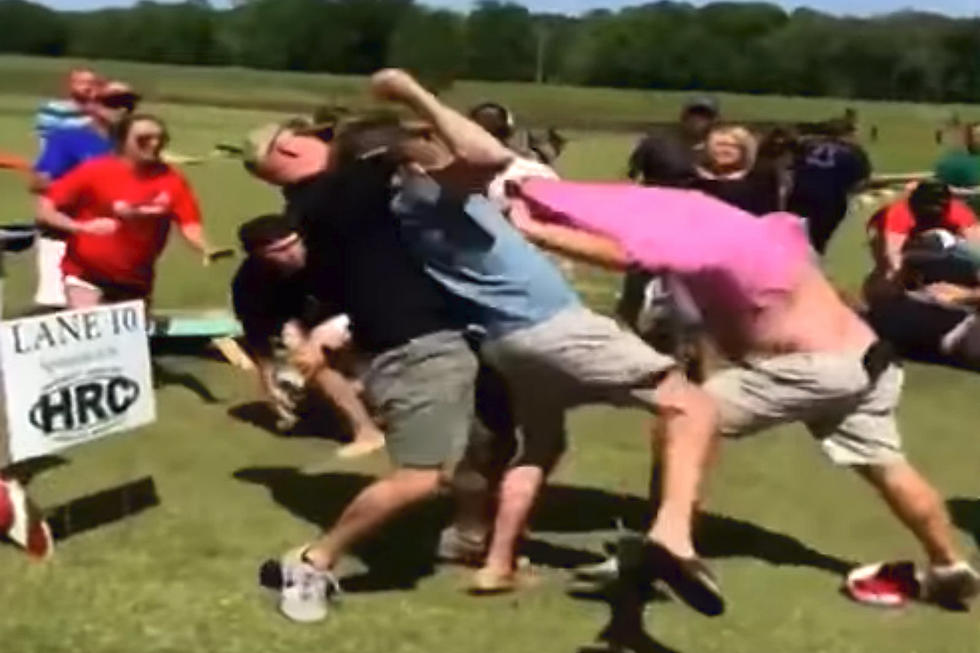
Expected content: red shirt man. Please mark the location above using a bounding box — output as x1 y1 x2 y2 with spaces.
871 196 977 237
867 180 980 287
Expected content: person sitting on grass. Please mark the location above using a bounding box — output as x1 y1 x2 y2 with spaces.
232 214 385 458
865 179 980 303
35 113 219 308
862 181 980 372
505 176 980 610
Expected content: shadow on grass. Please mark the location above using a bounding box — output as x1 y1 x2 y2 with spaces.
574 587 681 653
947 497 980 548
233 467 614 592
535 485 853 575
152 359 220 404
234 467 444 592
227 400 352 443
46 476 160 541
234 466 851 599
150 336 227 363
4 455 69 484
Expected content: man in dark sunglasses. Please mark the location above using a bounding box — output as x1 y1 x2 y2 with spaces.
30 79 141 310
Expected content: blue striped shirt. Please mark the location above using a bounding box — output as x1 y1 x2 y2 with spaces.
35 99 91 141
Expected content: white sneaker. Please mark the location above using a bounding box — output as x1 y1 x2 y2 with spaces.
436 526 487 566
262 549 341 623
573 557 620 584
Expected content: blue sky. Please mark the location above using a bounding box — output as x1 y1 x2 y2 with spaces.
38 0 980 19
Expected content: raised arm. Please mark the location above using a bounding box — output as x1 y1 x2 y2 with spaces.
369 69 513 174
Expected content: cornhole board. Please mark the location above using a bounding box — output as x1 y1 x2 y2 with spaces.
148 309 254 370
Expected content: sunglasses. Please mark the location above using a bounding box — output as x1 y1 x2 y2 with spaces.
133 132 166 148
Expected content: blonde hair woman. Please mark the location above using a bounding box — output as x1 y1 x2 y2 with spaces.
693 124 781 216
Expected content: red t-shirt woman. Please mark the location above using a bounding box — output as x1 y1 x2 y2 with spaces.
37 114 214 307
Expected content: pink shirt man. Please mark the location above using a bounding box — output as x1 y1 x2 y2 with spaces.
516 179 819 354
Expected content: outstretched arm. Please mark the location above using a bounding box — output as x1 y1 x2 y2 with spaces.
370 69 513 179
508 198 629 271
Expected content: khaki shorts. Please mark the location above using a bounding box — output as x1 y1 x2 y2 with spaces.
703 351 905 466
362 330 478 469
482 305 677 467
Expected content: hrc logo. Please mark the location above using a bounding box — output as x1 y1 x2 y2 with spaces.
29 375 141 437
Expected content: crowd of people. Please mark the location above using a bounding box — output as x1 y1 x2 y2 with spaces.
0 66 979 630
0 68 220 558
229 70 978 621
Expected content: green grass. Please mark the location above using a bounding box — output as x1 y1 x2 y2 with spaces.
0 57 979 653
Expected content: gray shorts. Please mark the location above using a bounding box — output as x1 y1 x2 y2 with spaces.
703 351 905 466
361 330 478 469
482 305 676 467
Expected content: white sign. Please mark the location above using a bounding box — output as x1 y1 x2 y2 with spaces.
0 301 155 463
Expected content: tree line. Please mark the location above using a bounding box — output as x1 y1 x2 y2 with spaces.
2 0 980 103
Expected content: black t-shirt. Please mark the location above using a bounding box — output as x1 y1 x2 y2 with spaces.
788 139 871 235
691 167 781 216
284 161 460 353
231 257 330 357
628 128 700 187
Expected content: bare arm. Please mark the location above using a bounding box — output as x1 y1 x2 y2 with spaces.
923 281 980 306
36 195 114 236
963 224 980 247
370 69 513 173
29 172 50 194
508 199 629 271
253 354 279 401
882 231 908 280
177 221 209 254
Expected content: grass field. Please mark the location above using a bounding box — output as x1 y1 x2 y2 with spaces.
0 56 979 653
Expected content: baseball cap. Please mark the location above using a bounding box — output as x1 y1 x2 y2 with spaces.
239 116 333 170
683 95 720 116
241 122 288 170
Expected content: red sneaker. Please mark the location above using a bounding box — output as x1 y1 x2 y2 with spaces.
844 561 920 608
0 478 53 561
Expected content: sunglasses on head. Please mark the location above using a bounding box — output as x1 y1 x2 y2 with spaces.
99 94 138 110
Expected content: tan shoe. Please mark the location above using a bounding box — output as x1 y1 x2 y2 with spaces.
335 434 385 459
468 562 536 595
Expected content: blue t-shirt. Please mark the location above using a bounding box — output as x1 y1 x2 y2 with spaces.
391 175 578 339
34 125 112 181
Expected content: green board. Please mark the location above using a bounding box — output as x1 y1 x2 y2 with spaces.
149 309 242 338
